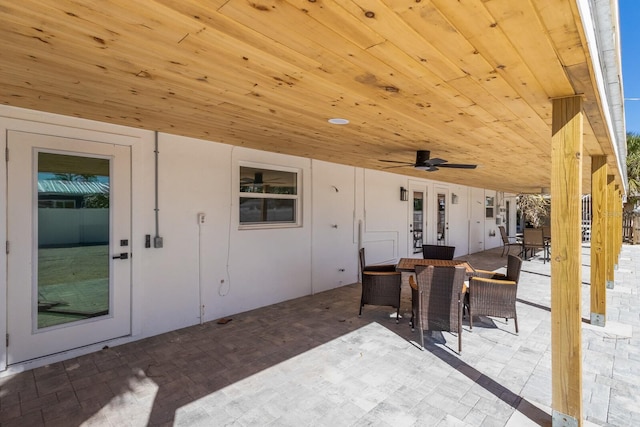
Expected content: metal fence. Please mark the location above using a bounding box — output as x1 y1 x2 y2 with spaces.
582 195 591 242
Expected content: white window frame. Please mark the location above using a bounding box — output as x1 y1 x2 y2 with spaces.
238 162 302 229
485 195 495 219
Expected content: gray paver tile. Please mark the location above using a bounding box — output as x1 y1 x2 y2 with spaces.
1 244 639 426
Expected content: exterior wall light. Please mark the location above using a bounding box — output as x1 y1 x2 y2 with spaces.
400 187 408 201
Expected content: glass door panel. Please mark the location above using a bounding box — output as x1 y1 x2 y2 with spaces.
412 191 424 254
436 192 447 245
37 153 110 329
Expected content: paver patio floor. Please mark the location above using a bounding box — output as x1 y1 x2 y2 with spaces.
1 244 639 426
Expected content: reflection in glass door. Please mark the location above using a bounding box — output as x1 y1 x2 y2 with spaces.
412 191 424 254
37 152 110 329
436 192 447 245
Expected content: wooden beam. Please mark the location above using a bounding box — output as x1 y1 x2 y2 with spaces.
551 96 583 426
590 156 607 326
606 176 616 289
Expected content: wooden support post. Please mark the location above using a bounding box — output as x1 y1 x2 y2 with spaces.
551 96 583 427
606 176 615 289
590 156 607 326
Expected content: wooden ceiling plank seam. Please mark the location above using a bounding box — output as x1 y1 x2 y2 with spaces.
530 0 587 67
443 74 551 148
482 0 575 98
283 0 388 50
428 0 557 121
211 0 486 116
1 0 552 157
140 0 516 141
0 25 369 124
385 1 554 143
0 0 614 193
1 0 350 111
0 5 324 93
331 0 468 82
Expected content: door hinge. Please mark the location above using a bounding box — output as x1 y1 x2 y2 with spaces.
5 334 8 347
5 241 8 255
5 147 8 162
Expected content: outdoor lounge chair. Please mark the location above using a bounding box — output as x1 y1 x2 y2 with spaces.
468 254 522 333
422 244 455 260
413 264 466 352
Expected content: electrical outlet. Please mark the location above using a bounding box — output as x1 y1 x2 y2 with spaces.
154 236 163 248
198 212 206 224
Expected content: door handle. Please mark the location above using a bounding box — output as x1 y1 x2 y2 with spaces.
112 252 129 260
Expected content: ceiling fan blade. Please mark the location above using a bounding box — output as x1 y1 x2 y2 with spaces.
426 158 447 166
383 165 412 169
379 159 414 165
438 163 477 169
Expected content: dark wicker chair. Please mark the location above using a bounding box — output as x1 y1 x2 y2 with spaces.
358 248 399 320
413 264 466 352
468 254 523 333
498 225 521 257
359 270 402 322
422 244 455 260
409 275 418 330
358 248 396 275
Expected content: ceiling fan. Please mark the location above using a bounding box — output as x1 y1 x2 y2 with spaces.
379 150 477 172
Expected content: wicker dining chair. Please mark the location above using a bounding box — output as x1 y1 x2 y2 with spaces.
358 248 400 321
414 264 466 352
359 270 402 322
358 248 396 276
498 225 521 257
522 228 548 263
422 244 456 260
468 254 523 333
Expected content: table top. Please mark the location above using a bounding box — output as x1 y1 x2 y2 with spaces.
396 258 476 275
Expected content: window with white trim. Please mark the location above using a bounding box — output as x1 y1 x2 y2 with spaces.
239 165 300 227
485 195 495 218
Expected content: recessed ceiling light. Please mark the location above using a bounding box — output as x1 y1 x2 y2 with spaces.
328 118 349 125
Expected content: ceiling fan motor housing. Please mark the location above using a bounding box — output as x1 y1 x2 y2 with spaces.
415 150 431 165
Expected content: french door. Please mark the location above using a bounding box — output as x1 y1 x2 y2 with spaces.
6 131 131 364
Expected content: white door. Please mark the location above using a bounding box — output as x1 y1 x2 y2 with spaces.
6 131 131 364
311 162 355 292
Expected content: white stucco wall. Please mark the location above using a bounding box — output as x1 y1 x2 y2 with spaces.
0 105 503 371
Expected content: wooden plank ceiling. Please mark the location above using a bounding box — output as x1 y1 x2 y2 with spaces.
0 0 621 193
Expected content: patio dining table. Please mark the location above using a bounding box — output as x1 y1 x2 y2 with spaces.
396 258 476 276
